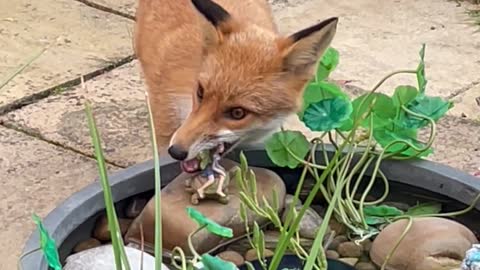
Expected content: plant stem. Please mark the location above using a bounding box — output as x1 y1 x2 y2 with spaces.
146 93 163 270
371 70 417 93
188 225 207 262
0 48 46 91
380 216 413 270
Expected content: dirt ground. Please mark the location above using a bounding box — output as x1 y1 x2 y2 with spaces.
0 0 479 269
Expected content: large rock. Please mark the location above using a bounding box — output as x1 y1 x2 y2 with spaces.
125 159 286 255
370 217 478 270
64 245 169 270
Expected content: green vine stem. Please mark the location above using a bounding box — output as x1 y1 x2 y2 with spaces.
380 216 413 270
187 225 207 263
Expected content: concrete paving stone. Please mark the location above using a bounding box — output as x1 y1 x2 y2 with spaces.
0 126 117 270
0 0 134 111
449 83 480 121
2 61 154 167
89 0 137 17
425 116 480 174
272 0 480 98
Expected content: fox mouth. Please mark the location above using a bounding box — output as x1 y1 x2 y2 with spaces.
180 142 236 173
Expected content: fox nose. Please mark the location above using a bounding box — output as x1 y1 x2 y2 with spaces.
168 145 188 161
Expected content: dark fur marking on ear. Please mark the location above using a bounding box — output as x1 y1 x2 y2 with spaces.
191 0 231 27
290 17 338 42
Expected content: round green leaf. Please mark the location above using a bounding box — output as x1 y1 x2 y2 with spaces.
265 131 310 168
316 47 339 81
349 93 396 129
392 85 418 108
300 81 349 118
373 122 433 157
400 95 452 129
303 97 353 132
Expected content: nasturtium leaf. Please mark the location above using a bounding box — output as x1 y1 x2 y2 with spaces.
303 97 353 131
32 214 62 270
346 93 396 130
373 122 433 157
365 216 388 225
316 47 339 81
363 205 403 217
393 85 418 108
186 207 233 238
300 81 348 118
265 130 310 168
400 95 453 129
405 202 442 216
201 254 237 270
417 44 427 94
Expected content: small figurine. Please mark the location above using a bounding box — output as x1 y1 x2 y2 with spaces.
185 143 230 205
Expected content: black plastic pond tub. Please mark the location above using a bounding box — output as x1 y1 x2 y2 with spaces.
20 144 480 270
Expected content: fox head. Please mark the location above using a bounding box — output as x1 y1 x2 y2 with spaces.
168 0 338 165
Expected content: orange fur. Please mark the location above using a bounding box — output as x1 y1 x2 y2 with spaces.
135 0 337 159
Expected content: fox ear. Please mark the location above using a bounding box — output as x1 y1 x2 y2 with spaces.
279 17 338 76
192 0 240 36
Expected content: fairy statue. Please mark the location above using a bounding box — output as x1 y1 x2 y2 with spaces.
184 143 230 205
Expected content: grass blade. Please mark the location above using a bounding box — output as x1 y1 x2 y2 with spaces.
145 92 163 270
0 48 46 91
85 101 130 270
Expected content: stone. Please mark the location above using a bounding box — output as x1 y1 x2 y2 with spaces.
370 217 478 270
125 159 286 255
227 230 314 255
329 218 347 236
339 257 359 266
217 250 245 266
244 249 274 262
73 238 102 253
63 245 169 270
1 61 159 168
93 215 132 241
282 204 329 240
338 241 364 258
0 126 111 270
326 250 340 260
125 198 148 219
284 194 302 208
329 235 348 251
0 0 133 112
355 262 377 270
360 239 373 254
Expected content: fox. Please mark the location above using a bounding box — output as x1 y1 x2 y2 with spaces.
135 0 338 172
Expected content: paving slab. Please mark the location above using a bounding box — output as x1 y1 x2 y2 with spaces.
2 61 153 167
0 0 134 112
449 83 480 121
89 0 137 17
0 126 115 270
273 0 480 98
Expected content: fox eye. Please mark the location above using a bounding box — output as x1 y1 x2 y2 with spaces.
228 107 247 120
197 84 204 101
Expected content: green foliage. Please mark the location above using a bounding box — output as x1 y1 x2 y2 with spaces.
200 254 237 270
373 122 433 157
32 214 62 270
186 207 233 238
405 202 442 216
416 44 427 94
316 47 339 81
265 131 310 168
400 95 453 129
303 97 353 132
392 86 418 108
363 205 404 217
85 102 131 270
